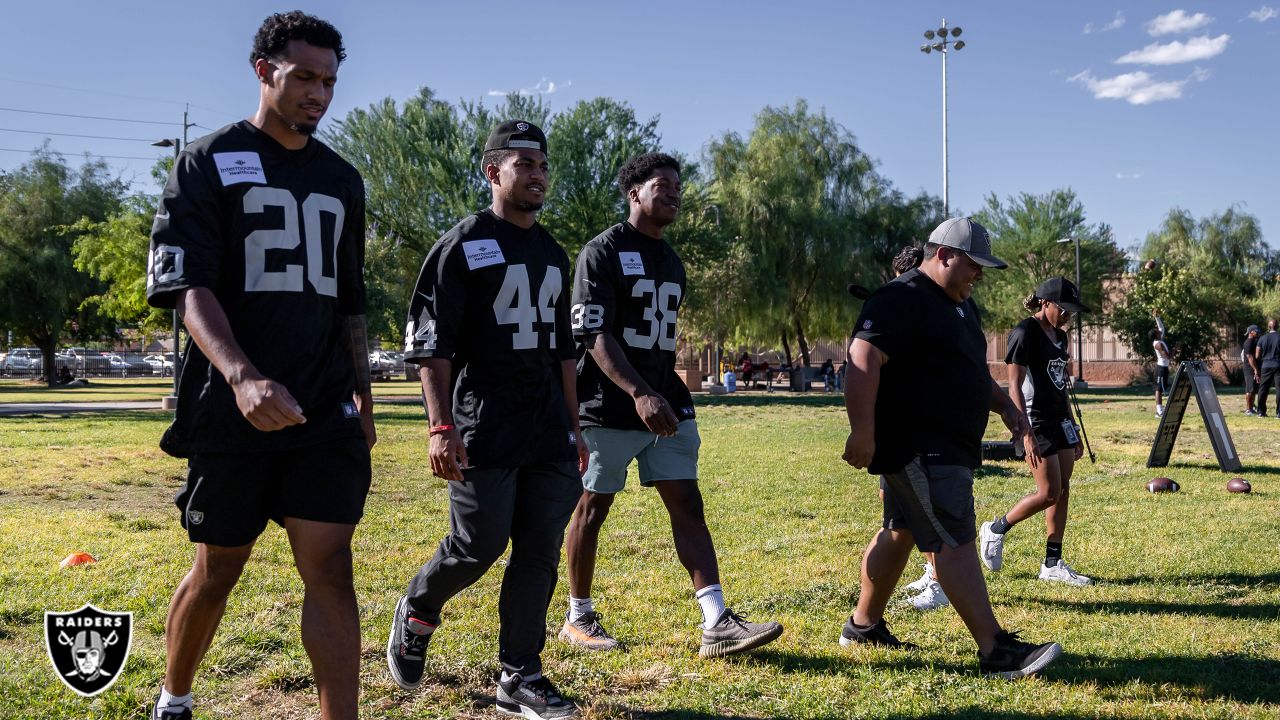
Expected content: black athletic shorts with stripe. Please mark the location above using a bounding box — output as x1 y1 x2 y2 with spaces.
880 457 976 553
174 437 371 547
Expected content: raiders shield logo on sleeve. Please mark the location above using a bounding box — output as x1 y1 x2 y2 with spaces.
44 604 133 697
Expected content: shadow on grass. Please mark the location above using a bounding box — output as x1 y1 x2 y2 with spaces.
1098 570 1280 587
696 394 845 409
1027 595 1280 621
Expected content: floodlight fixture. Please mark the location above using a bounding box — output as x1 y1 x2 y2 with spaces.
954 40 965 50
920 44 932 53
924 30 935 39
932 43 944 51
916 18 969 218
951 27 962 37
938 26 949 37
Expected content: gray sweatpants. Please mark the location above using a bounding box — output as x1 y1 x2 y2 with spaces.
406 461 580 677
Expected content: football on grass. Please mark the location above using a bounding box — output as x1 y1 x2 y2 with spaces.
1147 477 1179 493
1227 478 1252 494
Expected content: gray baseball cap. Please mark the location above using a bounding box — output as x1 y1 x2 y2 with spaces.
1248 324 1261 335
927 217 1007 269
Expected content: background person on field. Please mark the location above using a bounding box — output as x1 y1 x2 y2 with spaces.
1242 324 1261 415
1255 319 1280 418
386 120 584 720
1151 328 1172 417
560 153 782 659
840 217 1062 679
144 13 373 720
979 277 1091 587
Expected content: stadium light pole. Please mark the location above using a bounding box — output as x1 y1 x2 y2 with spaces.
1058 234 1086 386
919 19 965 217
151 136 183 409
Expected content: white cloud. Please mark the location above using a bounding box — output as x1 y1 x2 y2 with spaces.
1084 11 1126 34
1248 6 1278 22
1115 172 1143 180
486 78 571 97
1116 34 1230 64
1146 10 1213 35
1069 67 1209 105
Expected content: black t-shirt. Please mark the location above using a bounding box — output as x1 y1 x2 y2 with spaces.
571 222 695 430
1242 335 1259 367
146 121 367 457
403 209 576 468
1004 316 1070 425
1259 332 1280 369
853 268 991 473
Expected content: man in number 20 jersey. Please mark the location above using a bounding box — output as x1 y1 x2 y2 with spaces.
144 13 372 720
559 153 782 659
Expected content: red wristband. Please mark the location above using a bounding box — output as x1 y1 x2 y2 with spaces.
429 424 456 435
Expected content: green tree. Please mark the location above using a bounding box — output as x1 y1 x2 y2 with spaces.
0 148 125 384
972 188 1128 334
707 101 884 366
1112 207 1269 365
70 193 170 337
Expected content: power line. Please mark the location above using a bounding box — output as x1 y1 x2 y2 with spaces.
0 76 235 119
0 127 153 142
0 146 159 161
0 106 180 126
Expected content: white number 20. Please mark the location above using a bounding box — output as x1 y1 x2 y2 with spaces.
243 186 344 296
493 264 562 350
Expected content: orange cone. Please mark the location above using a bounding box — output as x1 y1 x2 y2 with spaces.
60 552 97 568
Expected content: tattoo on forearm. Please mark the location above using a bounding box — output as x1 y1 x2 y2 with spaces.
345 315 372 395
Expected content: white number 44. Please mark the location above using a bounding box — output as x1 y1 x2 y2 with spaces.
493 264 561 350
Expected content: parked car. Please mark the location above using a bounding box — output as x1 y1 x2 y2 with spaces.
102 354 142 376
2 347 43 375
143 353 175 376
369 350 404 379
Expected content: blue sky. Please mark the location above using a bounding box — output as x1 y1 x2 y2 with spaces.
1 2 1276 252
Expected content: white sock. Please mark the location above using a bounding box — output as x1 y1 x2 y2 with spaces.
568 596 593 622
157 688 192 711
695 584 725 629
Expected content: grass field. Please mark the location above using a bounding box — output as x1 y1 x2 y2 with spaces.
1 387 1277 719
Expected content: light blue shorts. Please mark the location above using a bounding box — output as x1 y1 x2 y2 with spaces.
580 420 700 493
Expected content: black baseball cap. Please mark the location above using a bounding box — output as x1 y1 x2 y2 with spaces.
1036 277 1089 313
484 120 547 155
927 217 1007 269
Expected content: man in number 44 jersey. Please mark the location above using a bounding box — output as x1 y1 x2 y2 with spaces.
560 153 782 658
387 120 585 720
145 12 372 720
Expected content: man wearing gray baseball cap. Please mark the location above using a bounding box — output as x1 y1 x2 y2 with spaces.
838 216 1063 678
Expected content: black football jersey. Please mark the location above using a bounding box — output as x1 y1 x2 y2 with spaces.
403 209 577 468
146 121 367 457
571 222 695 431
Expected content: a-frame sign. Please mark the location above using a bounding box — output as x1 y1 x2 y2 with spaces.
1147 360 1242 472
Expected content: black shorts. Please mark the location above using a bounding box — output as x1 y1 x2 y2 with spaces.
1031 418 1079 456
1244 366 1258 393
880 458 976 553
1155 366 1170 393
175 437 372 547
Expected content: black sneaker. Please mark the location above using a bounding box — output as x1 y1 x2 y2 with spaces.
152 701 192 720
698 608 783 658
979 630 1062 679
495 673 578 719
386 594 435 690
839 617 916 649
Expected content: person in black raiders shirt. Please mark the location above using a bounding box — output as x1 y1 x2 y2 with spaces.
1242 324 1261 415
557 153 782 659
144 13 372 720
979 278 1092 586
387 120 583 720
839 217 1062 679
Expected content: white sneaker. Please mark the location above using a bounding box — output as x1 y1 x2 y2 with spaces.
1155 405 1164 417
904 562 934 593
979 521 1005 571
908 581 950 611
1038 559 1092 586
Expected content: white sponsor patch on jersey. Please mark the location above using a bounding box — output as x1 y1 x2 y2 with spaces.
212 152 267 186
618 251 645 276
462 239 505 270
